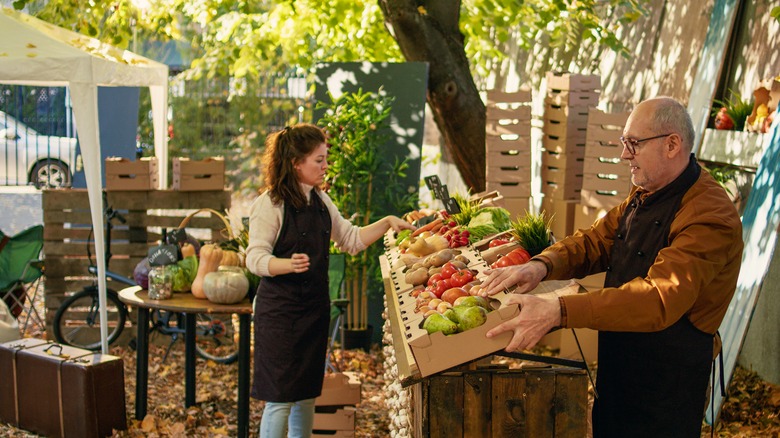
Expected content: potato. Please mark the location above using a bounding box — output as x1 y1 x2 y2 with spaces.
405 266 429 286
428 249 454 267
453 254 470 264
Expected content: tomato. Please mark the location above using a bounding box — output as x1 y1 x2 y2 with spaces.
427 273 444 287
488 238 510 248
507 248 532 265
440 262 459 279
441 287 469 304
714 107 735 130
490 248 532 268
449 269 474 287
433 278 452 298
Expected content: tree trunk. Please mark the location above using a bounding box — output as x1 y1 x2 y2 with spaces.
379 0 486 192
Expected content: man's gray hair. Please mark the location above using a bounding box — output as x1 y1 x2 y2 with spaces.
650 97 695 152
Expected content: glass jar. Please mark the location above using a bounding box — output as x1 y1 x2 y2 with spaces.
148 265 173 300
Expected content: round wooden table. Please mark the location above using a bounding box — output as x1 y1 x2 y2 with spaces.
119 286 253 437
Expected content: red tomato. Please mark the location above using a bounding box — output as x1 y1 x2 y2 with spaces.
441 287 469 304
507 248 531 265
489 238 510 248
427 273 444 287
449 269 474 287
433 278 452 298
440 262 459 279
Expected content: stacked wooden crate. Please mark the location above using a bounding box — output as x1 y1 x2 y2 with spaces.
485 89 533 217
540 72 601 239
577 109 632 229
313 372 361 437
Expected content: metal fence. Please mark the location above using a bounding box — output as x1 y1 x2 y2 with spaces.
1 71 312 191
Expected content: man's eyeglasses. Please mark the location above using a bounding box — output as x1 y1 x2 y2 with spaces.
619 133 673 155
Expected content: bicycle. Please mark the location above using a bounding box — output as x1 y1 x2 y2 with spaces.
52 200 239 364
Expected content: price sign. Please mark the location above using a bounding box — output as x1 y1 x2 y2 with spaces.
147 244 179 266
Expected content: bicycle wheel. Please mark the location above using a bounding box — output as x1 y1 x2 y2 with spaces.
195 313 239 364
53 287 127 351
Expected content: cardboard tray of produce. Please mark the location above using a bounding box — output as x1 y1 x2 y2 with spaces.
403 290 519 379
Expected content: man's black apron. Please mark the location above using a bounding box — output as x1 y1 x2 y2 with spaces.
251 191 332 402
594 157 713 438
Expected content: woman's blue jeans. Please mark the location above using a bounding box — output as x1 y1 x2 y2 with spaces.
259 398 315 438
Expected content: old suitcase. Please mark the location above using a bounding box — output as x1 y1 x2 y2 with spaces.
0 339 127 437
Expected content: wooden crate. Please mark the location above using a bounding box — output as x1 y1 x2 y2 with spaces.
41 189 231 340
412 366 588 438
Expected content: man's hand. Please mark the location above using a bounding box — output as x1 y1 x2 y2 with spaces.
479 260 547 296
486 294 562 352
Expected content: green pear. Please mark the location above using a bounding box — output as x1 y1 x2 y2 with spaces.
453 305 488 332
442 309 458 324
423 313 458 335
454 295 491 310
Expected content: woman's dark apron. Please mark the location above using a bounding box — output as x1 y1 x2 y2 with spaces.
251 192 332 402
593 158 713 438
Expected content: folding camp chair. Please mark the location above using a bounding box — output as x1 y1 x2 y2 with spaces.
0 224 45 336
325 253 348 373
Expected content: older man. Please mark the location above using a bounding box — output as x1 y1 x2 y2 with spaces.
480 96 743 437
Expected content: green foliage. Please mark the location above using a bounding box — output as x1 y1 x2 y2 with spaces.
461 0 649 78
450 192 482 226
317 88 417 329
509 211 553 253
772 6 780 23
704 164 738 196
712 90 754 132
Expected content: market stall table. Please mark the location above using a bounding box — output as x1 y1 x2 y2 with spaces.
118 286 253 437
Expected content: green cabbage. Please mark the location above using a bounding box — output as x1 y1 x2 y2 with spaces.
171 255 199 292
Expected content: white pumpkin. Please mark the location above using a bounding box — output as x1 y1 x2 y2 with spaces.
202 266 250 304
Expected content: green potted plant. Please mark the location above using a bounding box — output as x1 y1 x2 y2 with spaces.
317 88 417 348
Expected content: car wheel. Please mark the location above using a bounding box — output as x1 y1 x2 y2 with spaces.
31 160 71 189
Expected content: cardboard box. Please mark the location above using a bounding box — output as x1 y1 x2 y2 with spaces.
172 157 225 191
544 103 591 125
486 105 532 121
486 89 532 105
486 120 531 137
469 190 506 209
487 149 531 168
581 173 632 198
405 291 521 378
585 124 623 145
541 164 583 187
104 157 159 191
584 139 623 160
541 149 585 174
541 197 577 239
545 90 600 107
486 180 532 198
546 71 601 92
313 407 356 431
315 372 361 406
503 196 532 218
574 203 610 230
542 133 586 156
486 164 531 183
543 118 589 141
486 135 531 154
542 179 581 202
583 157 630 179
587 108 630 127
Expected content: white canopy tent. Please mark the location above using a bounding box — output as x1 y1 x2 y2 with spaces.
0 7 170 353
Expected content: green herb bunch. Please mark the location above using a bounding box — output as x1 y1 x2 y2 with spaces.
509 211 553 255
